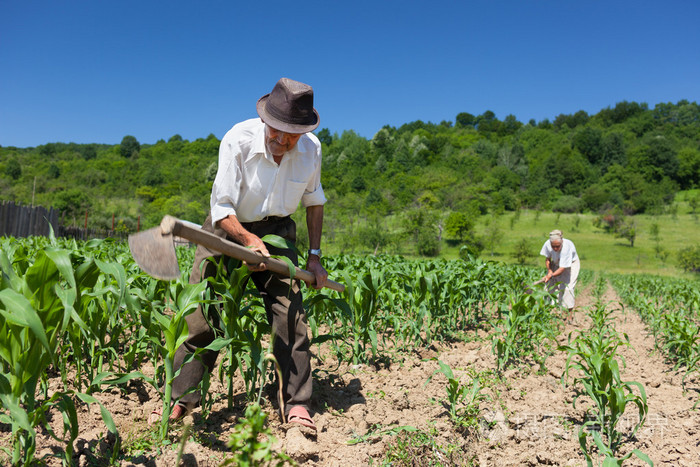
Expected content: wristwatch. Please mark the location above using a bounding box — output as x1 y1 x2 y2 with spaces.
308 248 322 258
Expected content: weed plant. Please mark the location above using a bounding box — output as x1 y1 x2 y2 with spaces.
379 425 474 466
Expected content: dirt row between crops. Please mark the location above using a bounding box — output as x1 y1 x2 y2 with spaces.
5 281 700 466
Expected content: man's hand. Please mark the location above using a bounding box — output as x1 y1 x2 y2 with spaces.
243 233 270 272
306 256 328 289
218 215 270 272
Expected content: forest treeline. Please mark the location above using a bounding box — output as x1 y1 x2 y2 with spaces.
1 99 699 256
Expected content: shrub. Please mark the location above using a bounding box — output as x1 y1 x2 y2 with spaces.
417 226 440 256
512 238 536 264
552 195 584 213
677 245 700 273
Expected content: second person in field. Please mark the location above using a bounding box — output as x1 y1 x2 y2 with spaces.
540 229 580 312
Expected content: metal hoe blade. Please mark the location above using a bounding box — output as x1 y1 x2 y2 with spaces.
128 226 180 280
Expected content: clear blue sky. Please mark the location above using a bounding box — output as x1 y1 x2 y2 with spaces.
1 0 698 148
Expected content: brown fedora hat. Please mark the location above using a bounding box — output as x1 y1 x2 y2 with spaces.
256 78 320 134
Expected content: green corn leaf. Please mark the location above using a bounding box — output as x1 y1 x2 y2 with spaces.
175 281 207 314
0 393 33 434
0 250 20 291
75 259 101 290
57 394 79 442
43 247 76 289
205 337 235 352
95 259 127 310
310 334 343 346
261 234 296 252
91 371 145 387
0 289 52 358
23 250 62 312
76 393 119 436
628 449 654 466
602 456 622 467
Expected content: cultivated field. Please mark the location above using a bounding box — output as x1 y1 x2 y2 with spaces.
0 236 698 466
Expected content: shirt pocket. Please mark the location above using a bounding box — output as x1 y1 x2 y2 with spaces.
283 180 308 213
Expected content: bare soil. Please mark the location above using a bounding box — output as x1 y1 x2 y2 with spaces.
3 282 699 466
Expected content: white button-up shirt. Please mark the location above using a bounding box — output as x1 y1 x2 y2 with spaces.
210 118 326 226
540 238 578 268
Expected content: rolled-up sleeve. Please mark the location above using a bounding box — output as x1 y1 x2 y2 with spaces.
301 147 326 207
210 145 241 227
302 183 326 207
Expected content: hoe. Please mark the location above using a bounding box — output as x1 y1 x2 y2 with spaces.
128 215 345 292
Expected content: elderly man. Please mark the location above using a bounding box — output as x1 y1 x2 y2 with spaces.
166 78 327 430
540 229 580 312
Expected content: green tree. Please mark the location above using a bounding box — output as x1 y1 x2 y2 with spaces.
53 188 91 220
677 146 700 189
476 110 500 134
445 211 474 241
5 158 22 180
677 245 700 273
119 135 140 157
600 132 626 170
80 144 97 160
48 163 61 179
572 126 603 164
553 110 589 130
615 221 636 247
404 209 440 256
358 216 392 254
456 112 476 128
502 114 522 135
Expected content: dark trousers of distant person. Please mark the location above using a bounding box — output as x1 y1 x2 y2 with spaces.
170 213 312 417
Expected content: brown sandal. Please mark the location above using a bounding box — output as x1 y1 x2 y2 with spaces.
148 403 188 425
287 406 316 431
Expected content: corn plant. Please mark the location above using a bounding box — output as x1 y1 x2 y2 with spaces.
204 257 272 407
0 246 119 465
341 268 382 364
304 291 353 366
560 305 651 466
611 274 700 388
491 288 559 371
426 360 484 434
660 308 700 372
141 280 207 440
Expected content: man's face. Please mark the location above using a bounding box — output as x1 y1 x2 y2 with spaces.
551 240 562 251
264 124 303 157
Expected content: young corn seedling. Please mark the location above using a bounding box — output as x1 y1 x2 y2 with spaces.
143 280 207 440
492 290 558 371
427 359 484 435
341 268 382 364
560 325 651 466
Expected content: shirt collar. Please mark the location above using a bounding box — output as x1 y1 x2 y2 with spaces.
251 120 269 160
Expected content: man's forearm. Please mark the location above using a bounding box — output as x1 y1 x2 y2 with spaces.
217 214 270 260
218 215 255 245
306 205 324 250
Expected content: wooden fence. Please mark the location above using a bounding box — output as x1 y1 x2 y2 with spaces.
0 201 60 238
0 201 126 240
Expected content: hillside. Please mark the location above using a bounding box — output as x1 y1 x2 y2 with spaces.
1 100 699 275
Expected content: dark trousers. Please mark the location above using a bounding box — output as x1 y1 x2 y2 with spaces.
170 213 312 416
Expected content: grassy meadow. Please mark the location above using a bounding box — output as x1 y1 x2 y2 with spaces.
469 209 698 278
321 190 700 279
